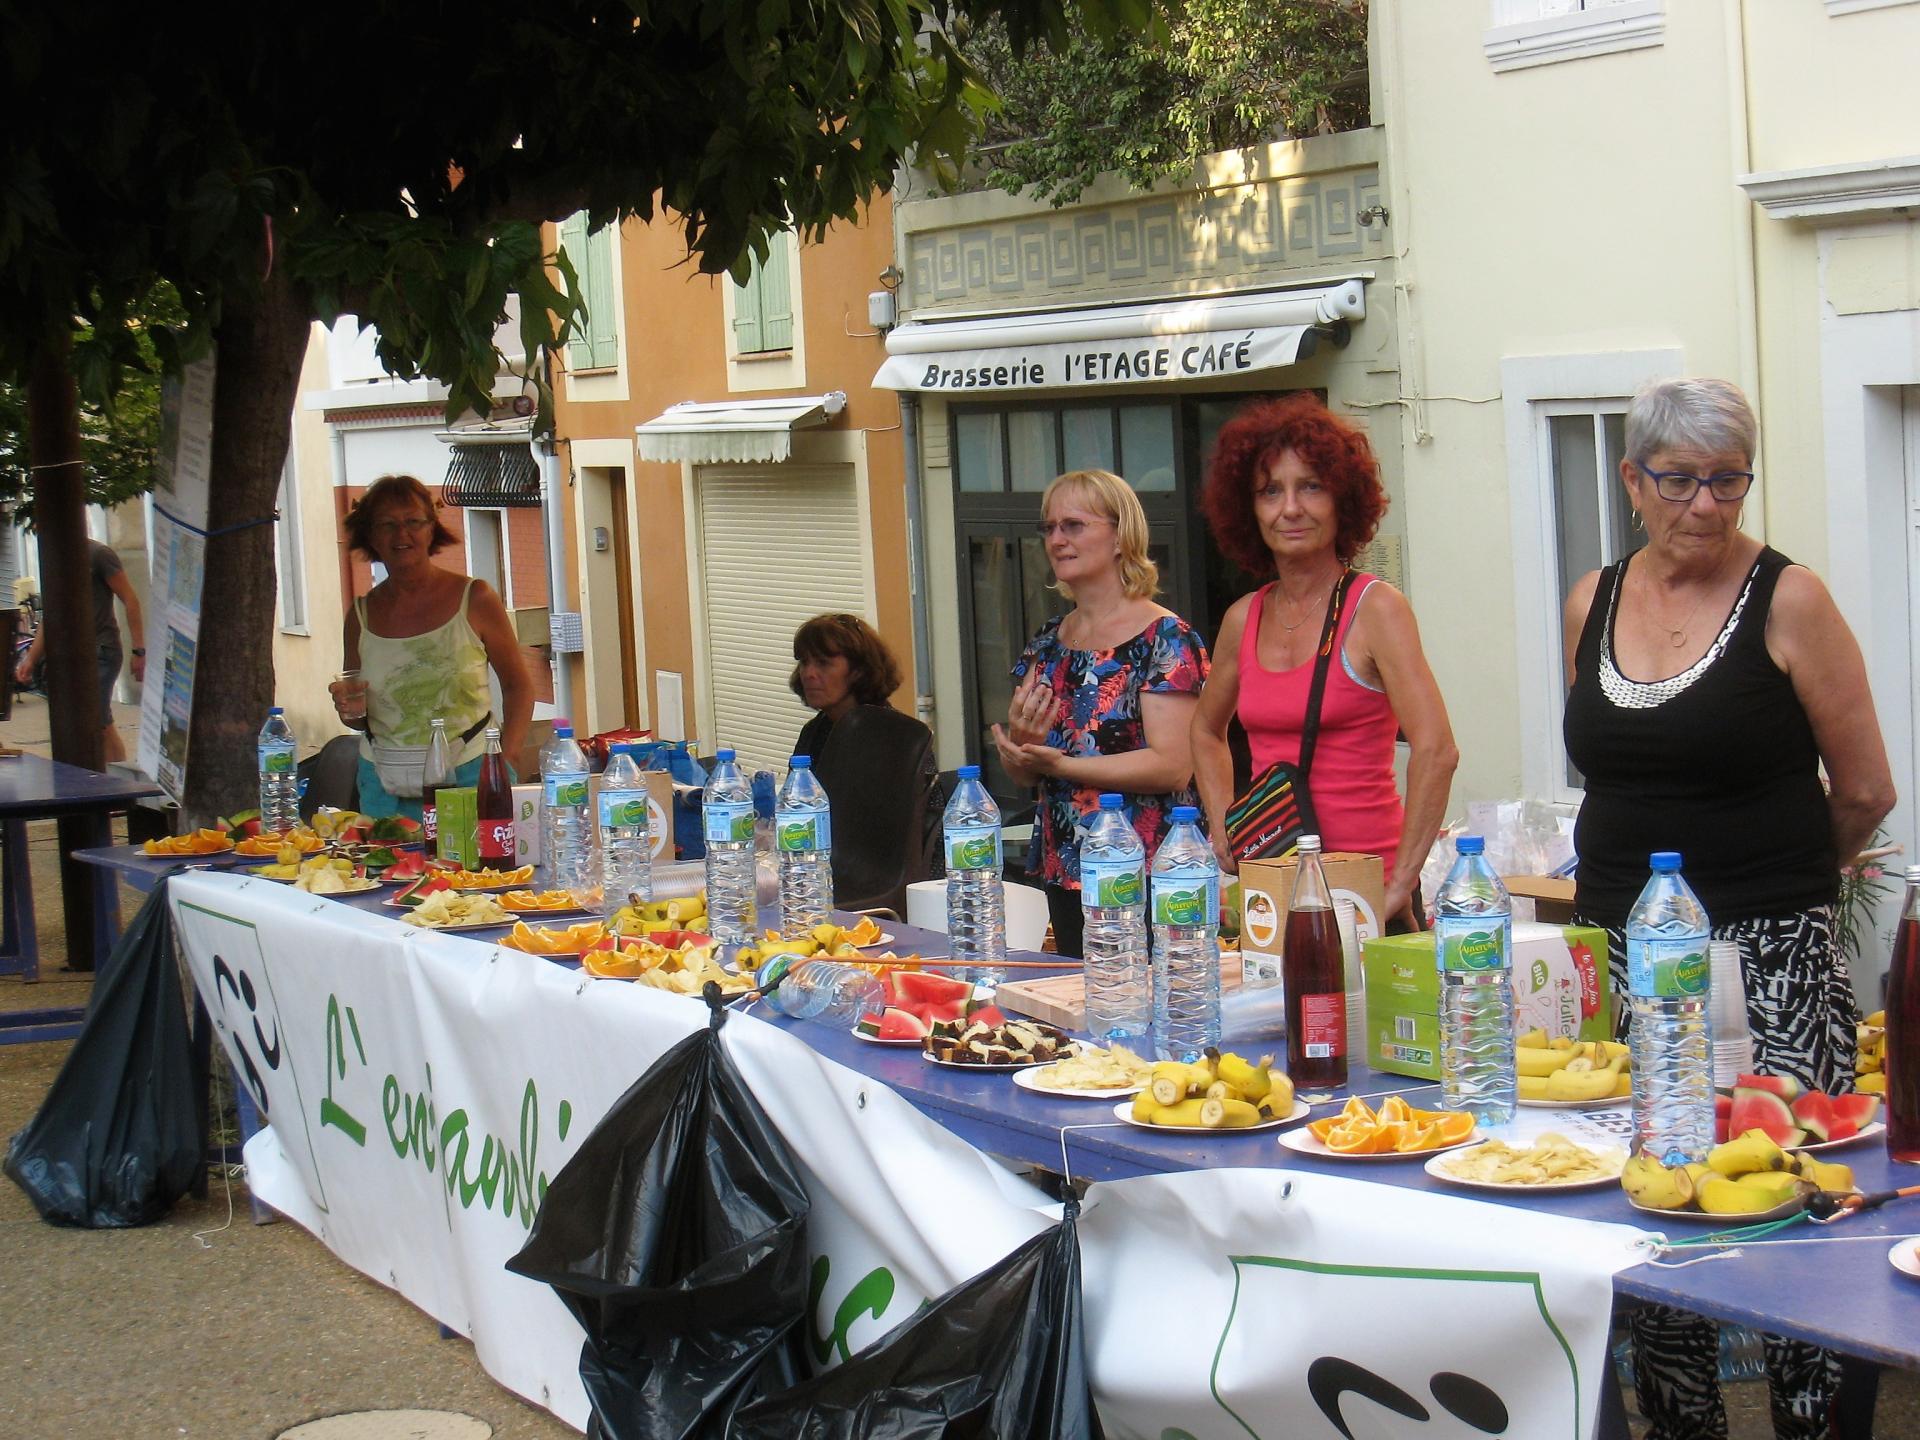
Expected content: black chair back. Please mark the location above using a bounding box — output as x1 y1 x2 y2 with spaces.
298 734 361 819
813 707 940 916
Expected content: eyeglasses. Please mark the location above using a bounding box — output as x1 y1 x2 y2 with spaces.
1034 518 1112 541
1635 462 1754 503
372 517 435 538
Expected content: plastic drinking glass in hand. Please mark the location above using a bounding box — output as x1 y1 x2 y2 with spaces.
333 671 368 724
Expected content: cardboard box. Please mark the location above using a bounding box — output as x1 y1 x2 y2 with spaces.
435 786 479 868
514 772 675 868
1237 851 1387 986
1361 923 1611 1080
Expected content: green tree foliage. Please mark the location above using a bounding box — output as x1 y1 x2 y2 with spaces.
0 285 185 524
0 0 1145 818
960 0 1369 206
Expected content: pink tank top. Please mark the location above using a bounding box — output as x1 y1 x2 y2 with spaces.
1237 573 1403 861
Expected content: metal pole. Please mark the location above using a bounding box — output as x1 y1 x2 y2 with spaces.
898 392 935 734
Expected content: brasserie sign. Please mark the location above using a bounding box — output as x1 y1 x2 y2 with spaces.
879 324 1310 394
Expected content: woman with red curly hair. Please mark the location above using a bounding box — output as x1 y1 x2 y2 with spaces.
1190 395 1456 931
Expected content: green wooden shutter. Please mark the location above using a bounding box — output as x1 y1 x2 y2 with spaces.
584 224 620 369
559 213 591 370
758 240 793 351
732 267 764 354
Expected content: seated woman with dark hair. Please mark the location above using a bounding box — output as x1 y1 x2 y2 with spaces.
790 613 909 760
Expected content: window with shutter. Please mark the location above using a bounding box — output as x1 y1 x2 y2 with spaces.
732 241 795 356
559 212 620 371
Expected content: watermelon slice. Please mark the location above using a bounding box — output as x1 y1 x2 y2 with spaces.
855 1007 931 1041
1830 1093 1879 1129
1729 1087 1803 1146
1790 1091 1834 1143
1733 1072 1805 1102
922 997 969 1024
1714 1092 1733 1144
963 1003 1006 1028
395 873 452 907
894 971 972 1006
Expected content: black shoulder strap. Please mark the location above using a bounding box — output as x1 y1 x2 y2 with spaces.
1297 569 1356 779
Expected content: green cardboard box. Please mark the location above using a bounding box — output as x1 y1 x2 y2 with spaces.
1361 923 1611 1080
434 786 478 868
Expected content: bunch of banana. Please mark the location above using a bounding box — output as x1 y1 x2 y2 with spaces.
1515 1030 1632 1102
1620 1127 1849 1215
609 893 709 937
1856 1010 1887 1095
1129 1050 1295 1129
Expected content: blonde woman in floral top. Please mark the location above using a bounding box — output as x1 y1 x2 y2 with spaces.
993 469 1209 958
329 475 532 819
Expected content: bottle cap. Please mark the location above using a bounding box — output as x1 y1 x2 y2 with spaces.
268 706 283 715
485 726 500 739
958 764 981 780
1455 835 1484 855
555 726 573 738
431 716 447 728
1098 792 1124 810
1906 865 1920 885
610 742 631 756
1298 833 1322 852
790 755 811 769
717 748 736 762
1649 850 1682 871
1171 804 1199 823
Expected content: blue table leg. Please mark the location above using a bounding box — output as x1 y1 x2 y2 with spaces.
1 816 39 980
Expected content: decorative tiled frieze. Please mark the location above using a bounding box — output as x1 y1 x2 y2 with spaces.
907 167 1385 312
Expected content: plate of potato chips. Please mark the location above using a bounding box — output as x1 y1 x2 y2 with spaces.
1013 1043 1154 1099
399 891 514 930
1425 1133 1628 1192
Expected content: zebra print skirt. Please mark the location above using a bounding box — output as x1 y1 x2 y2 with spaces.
1584 904 1856 1440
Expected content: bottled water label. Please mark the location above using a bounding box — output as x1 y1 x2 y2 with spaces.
544 771 588 808
1151 867 1218 927
704 800 755 847
1081 856 1144 909
945 822 1001 872
1628 938 1710 999
259 742 294 774
776 810 831 853
598 791 646 828
1436 921 1505 973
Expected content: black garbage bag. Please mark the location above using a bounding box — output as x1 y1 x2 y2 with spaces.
4 879 208 1226
731 1196 1105 1440
507 996 811 1440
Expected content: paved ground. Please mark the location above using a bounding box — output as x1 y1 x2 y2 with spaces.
0 688 1912 1436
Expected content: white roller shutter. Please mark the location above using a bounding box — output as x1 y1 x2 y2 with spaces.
695 465 870 773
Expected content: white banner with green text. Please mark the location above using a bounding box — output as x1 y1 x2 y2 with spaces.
169 872 1645 1437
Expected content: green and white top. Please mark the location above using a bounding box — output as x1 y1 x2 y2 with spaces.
356 579 492 766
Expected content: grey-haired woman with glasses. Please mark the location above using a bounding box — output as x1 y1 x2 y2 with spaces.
1562 377 1894 1440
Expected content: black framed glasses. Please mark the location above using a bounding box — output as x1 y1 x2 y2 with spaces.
1636 461 1754 503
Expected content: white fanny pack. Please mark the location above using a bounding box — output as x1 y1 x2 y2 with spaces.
365 714 492 799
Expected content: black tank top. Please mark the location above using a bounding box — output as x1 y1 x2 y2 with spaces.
1563 546 1836 928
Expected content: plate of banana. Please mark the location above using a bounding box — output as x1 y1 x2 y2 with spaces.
1516 1034 1632 1107
1115 1052 1303 1131
1618 1130 1856 1223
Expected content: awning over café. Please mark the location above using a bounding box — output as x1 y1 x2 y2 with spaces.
635 392 848 465
873 278 1366 395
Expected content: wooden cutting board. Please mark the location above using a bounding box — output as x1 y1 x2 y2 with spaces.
997 949 1245 1031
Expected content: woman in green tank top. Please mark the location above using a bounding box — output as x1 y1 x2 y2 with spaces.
329 475 534 819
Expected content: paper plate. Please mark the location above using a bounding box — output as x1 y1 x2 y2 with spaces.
1888 1239 1920 1281
1279 1125 1480 1163
1517 1095 1630 1111
1012 1066 1145 1100
851 1028 925 1048
923 1052 1051 1072
1424 1143 1626 1192
398 916 515 933
1794 1121 1885 1154
1625 1194 1807 1225
851 932 897 948
1111 1098 1309 1133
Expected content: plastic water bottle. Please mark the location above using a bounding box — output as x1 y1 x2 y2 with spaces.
1707 938 1754 1089
1080 793 1150 1045
1150 805 1221 1063
753 954 885 1026
257 707 299 834
1433 835 1517 1125
541 723 594 896
1625 851 1715 1165
776 756 833 939
704 747 758 945
943 765 1006 987
598 742 653 920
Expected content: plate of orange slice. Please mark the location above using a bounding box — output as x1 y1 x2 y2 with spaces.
144 829 236 856
500 889 594 915
496 920 613 957
233 829 326 856
438 865 536 891
1283 1094 1479 1160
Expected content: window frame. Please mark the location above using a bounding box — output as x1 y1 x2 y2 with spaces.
558 213 621 373
274 449 309 636
1483 0 1664 73
1501 348 1680 805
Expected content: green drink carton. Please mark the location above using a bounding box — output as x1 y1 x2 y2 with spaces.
435 786 478 868
1362 923 1611 1080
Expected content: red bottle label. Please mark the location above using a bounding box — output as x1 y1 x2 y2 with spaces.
478 818 516 863
422 804 438 843
1298 993 1347 1060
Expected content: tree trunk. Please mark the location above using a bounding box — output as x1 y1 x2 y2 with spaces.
180 269 312 828
28 331 107 968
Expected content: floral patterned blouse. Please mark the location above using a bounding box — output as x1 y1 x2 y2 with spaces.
1011 613 1211 889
